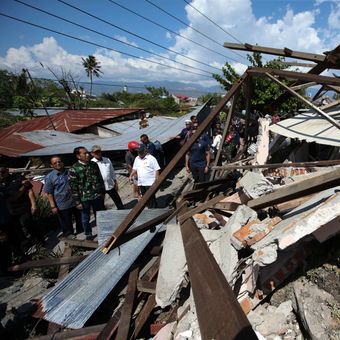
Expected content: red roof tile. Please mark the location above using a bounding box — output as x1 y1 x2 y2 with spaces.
0 109 140 157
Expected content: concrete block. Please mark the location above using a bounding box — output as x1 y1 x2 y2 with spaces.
254 117 271 165
156 224 187 308
239 171 274 199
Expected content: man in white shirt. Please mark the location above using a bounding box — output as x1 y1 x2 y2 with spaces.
91 145 124 209
129 143 160 208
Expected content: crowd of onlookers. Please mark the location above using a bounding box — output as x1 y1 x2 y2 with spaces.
0 111 265 268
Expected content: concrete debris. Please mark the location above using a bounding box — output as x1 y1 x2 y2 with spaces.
156 224 187 309
4 101 340 339
254 117 271 165
239 170 274 199
248 300 302 339
252 186 340 252
253 243 278 266
293 279 340 340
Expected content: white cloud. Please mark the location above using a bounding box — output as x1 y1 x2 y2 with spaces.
0 0 338 88
165 31 172 39
328 2 340 28
113 35 138 47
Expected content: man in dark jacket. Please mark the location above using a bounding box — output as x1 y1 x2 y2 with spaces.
69 147 105 240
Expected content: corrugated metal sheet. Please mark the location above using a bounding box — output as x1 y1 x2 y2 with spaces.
103 116 175 134
37 208 168 329
270 108 340 147
24 106 205 156
8 108 65 117
0 109 140 157
19 130 101 147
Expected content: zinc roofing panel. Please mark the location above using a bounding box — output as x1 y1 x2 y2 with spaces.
0 109 140 157
269 108 340 147
24 106 205 156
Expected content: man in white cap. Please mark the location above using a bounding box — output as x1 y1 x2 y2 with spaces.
91 145 124 210
174 119 192 146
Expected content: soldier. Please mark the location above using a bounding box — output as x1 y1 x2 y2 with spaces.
69 147 105 240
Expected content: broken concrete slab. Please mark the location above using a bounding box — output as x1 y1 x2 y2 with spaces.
248 300 301 338
239 171 274 199
232 216 282 249
156 224 187 309
252 186 340 252
293 279 340 340
254 117 271 165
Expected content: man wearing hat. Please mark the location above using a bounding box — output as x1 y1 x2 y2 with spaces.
91 145 124 210
128 143 160 208
174 119 192 146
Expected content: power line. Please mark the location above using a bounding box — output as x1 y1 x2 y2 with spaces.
183 0 243 44
0 12 212 78
15 0 218 75
57 0 222 72
144 0 247 61
107 0 239 62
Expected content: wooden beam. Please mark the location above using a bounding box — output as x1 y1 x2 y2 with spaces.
136 280 156 294
210 93 238 180
114 267 139 340
177 193 226 224
8 255 86 272
265 72 340 130
247 67 340 87
290 82 317 91
59 237 98 249
223 42 326 63
30 324 106 340
247 167 340 210
94 258 161 340
271 61 316 68
212 159 340 170
320 98 340 110
180 216 257 339
102 74 249 253
130 294 156 339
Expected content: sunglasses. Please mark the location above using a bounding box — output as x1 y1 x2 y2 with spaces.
52 160 63 165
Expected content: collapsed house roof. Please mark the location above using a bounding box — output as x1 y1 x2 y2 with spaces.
0 108 141 157
270 107 340 147
8 44 340 339
23 105 205 156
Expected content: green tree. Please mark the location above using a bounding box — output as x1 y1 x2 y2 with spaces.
145 86 169 98
198 92 223 105
213 52 305 113
0 69 16 109
81 55 103 97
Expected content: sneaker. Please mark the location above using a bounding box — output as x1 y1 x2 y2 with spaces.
66 234 76 240
85 235 96 241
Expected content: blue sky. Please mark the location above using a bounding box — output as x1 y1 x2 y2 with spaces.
0 0 339 89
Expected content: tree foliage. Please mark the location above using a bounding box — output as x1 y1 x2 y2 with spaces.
213 52 306 113
100 88 179 115
81 55 103 97
198 92 223 105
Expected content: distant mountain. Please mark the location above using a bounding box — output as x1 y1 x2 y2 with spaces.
88 80 225 97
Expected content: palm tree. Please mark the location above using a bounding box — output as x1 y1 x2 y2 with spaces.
81 55 103 98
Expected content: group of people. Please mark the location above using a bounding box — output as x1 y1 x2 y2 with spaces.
1 132 163 253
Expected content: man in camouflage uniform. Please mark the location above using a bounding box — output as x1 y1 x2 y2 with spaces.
69 147 105 240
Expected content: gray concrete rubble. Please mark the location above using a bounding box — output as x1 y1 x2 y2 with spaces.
252 186 340 252
254 117 271 165
293 279 340 340
239 170 274 199
156 223 187 309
